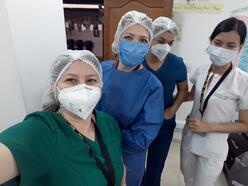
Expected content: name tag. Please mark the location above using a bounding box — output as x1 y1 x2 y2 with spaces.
214 92 232 100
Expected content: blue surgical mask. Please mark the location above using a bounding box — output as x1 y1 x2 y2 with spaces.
119 40 149 67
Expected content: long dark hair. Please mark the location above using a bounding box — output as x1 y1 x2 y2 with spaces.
210 17 247 45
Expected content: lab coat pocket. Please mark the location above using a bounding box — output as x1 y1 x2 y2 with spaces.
212 92 238 113
213 92 235 101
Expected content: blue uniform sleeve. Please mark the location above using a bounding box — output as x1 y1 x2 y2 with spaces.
177 57 187 83
121 84 164 152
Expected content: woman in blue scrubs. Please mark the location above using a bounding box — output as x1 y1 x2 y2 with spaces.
97 11 164 186
142 17 188 186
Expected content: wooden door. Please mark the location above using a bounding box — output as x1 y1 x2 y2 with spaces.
103 0 174 60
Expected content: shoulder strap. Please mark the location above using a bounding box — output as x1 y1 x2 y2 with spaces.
92 110 116 186
68 110 116 186
199 64 232 117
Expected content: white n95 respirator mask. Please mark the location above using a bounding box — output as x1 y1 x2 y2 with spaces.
57 84 101 120
151 44 171 62
207 45 238 66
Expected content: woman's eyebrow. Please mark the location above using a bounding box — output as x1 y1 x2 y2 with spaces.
63 73 77 77
123 32 135 37
213 39 222 42
158 37 166 42
86 74 98 78
227 42 238 45
139 35 149 39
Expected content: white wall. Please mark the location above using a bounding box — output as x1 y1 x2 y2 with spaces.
172 0 248 128
5 0 67 113
0 0 26 131
0 0 67 131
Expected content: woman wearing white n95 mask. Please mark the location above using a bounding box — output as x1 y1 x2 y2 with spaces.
181 17 248 186
142 17 188 186
0 50 126 186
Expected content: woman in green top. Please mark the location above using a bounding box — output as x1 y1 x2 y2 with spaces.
0 50 125 186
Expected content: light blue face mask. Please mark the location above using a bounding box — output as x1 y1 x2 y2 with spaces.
119 40 149 67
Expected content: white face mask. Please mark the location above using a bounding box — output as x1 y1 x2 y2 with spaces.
207 45 238 66
57 84 101 120
151 44 171 62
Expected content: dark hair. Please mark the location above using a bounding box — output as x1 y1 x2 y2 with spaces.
210 17 247 45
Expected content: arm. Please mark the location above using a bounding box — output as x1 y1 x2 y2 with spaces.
0 113 56 184
186 109 248 133
183 63 200 102
165 80 188 119
121 85 164 152
0 143 19 184
121 164 126 186
183 85 195 102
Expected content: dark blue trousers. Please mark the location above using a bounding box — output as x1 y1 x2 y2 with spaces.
123 151 146 186
142 118 176 186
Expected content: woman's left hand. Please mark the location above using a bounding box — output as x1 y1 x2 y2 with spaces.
186 117 210 132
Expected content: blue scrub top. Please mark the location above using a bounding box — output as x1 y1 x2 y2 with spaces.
143 53 187 110
97 60 164 154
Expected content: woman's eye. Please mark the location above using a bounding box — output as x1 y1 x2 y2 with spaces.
140 38 148 43
227 45 238 50
158 40 165 44
123 35 133 40
213 41 221 46
65 78 77 83
87 79 97 84
168 41 174 46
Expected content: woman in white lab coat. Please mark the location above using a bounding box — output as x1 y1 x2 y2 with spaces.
181 17 248 186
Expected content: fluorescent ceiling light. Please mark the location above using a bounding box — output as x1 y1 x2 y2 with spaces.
63 4 104 9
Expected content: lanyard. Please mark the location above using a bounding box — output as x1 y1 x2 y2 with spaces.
199 64 232 118
68 111 116 186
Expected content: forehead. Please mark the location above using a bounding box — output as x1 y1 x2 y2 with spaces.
155 31 174 41
213 31 241 44
122 24 150 38
62 60 97 76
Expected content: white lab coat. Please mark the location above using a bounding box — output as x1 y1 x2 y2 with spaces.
181 63 248 186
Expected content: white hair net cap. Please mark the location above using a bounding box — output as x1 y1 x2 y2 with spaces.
53 50 103 87
112 10 153 55
42 50 102 112
153 17 179 39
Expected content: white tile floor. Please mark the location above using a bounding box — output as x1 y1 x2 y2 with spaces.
160 141 228 186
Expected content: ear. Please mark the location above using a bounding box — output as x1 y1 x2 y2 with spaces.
54 84 61 101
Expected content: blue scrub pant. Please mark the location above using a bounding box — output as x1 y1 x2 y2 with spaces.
142 118 176 186
123 151 146 186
